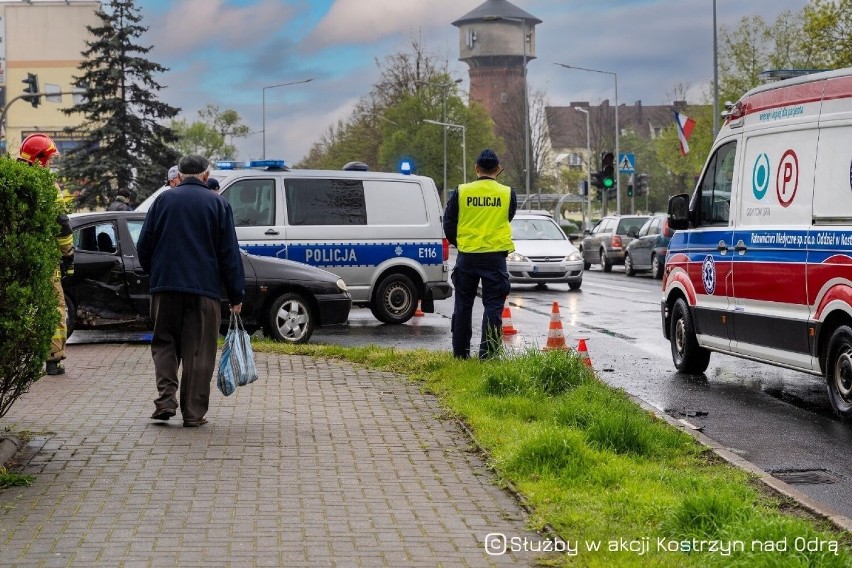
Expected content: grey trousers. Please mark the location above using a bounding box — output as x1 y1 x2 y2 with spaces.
151 293 220 423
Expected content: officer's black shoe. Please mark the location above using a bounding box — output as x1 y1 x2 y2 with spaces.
45 361 65 375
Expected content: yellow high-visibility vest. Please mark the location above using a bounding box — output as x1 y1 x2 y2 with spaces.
456 179 514 253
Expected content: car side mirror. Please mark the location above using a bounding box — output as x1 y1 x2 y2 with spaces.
668 193 690 231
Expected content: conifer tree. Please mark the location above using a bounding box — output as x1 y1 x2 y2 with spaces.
61 0 179 207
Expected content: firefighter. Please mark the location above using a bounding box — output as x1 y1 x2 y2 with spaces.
18 134 75 375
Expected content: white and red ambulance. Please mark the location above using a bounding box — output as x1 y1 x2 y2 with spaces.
662 67 852 419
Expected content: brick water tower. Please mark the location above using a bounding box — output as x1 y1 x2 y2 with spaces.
452 0 541 191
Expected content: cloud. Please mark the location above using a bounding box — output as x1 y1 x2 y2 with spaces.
305 0 481 48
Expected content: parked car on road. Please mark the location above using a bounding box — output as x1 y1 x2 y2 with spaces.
62 211 351 344
580 215 650 272
507 211 584 289
624 214 673 279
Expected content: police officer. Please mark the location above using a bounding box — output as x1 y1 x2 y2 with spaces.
18 134 75 375
443 149 517 359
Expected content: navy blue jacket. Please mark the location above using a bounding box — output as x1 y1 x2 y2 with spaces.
137 177 244 304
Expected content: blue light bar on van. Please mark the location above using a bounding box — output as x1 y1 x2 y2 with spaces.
248 160 288 169
215 161 246 170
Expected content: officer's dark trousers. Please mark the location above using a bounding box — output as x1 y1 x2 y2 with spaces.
451 251 511 359
150 293 220 423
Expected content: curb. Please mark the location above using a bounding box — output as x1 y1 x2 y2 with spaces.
628 393 852 533
0 435 23 469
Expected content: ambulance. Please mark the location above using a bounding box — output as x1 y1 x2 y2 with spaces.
661 67 852 419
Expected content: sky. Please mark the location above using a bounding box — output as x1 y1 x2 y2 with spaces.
126 0 808 164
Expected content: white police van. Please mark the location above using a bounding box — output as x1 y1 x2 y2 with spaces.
662 67 852 419
138 161 452 324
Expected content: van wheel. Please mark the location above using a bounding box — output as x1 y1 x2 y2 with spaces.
600 248 612 273
670 298 710 374
826 326 852 420
651 254 663 280
370 274 417 324
265 292 314 344
624 253 635 276
65 294 75 338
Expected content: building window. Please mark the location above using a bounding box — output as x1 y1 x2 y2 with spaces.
568 153 583 167
653 127 661 138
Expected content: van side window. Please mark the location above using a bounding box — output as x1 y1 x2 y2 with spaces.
285 179 367 226
696 141 736 226
222 179 276 227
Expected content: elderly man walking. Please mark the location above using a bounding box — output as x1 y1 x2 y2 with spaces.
137 154 245 427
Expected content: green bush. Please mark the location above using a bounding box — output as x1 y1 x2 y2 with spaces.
0 157 61 417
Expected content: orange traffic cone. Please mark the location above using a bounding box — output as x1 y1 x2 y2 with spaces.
502 301 518 335
414 300 425 317
542 301 569 351
576 338 593 368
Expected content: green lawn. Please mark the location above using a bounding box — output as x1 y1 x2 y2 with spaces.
252 341 851 567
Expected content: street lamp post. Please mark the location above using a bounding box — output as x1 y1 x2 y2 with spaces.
555 63 621 215
574 106 591 230
423 119 466 184
262 78 313 160
416 79 462 203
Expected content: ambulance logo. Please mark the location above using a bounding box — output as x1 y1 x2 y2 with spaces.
702 255 716 295
752 153 770 200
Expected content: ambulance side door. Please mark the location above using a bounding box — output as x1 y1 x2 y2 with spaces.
687 140 737 353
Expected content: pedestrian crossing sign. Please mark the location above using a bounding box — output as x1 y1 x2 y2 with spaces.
619 153 635 174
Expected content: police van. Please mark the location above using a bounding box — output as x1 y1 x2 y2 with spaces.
662 67 852 419
138 161 452 324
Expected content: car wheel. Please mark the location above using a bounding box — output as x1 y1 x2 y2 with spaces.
370 273 417 324
600 248 612 273
624 253 635 276
670 298 710 374
568 281 581 290
64 294 75 338
265 292 314 344
651 254 663 280
826 326 852 420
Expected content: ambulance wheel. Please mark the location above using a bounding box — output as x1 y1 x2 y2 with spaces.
670 298 710 374
600 249 612 273
371 274 417 324
826 326 852 420
265 292 314 344
624 253 635 276
651 254 664 280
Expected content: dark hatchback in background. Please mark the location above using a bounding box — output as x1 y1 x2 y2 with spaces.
62 212 351 344
580 215 650 272
624 214 673 279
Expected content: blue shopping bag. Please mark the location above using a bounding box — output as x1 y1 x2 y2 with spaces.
217 313 258 396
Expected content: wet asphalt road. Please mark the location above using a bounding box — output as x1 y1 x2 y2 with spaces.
69 262 852 520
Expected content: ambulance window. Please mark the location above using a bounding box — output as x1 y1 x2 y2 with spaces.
697 141 735 226
285 178 367 226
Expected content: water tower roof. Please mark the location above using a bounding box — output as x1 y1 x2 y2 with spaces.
452 0 541 27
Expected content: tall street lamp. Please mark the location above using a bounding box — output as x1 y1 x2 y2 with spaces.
415 79 463 203
262 78 314 159
423 119 466 185
574 106 591 230
555 63 621 215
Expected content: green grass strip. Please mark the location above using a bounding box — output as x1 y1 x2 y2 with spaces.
252 341 851 567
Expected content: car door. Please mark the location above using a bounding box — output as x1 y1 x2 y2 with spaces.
220 177 285 257
70 219 139 328
121 216 152 320
631 217 657 269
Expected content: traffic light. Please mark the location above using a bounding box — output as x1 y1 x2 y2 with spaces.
579 180 588 197
636 173 649 197
601 151 615 189
22 73 40 108
627 175 634 198
590 171 603 189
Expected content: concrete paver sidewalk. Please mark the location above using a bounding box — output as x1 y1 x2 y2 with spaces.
0 343 541 567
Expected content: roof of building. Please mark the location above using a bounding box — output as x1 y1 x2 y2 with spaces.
546 101 700 150
452 0 542 27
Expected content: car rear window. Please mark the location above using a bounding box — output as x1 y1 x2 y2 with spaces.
617 217 649 235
